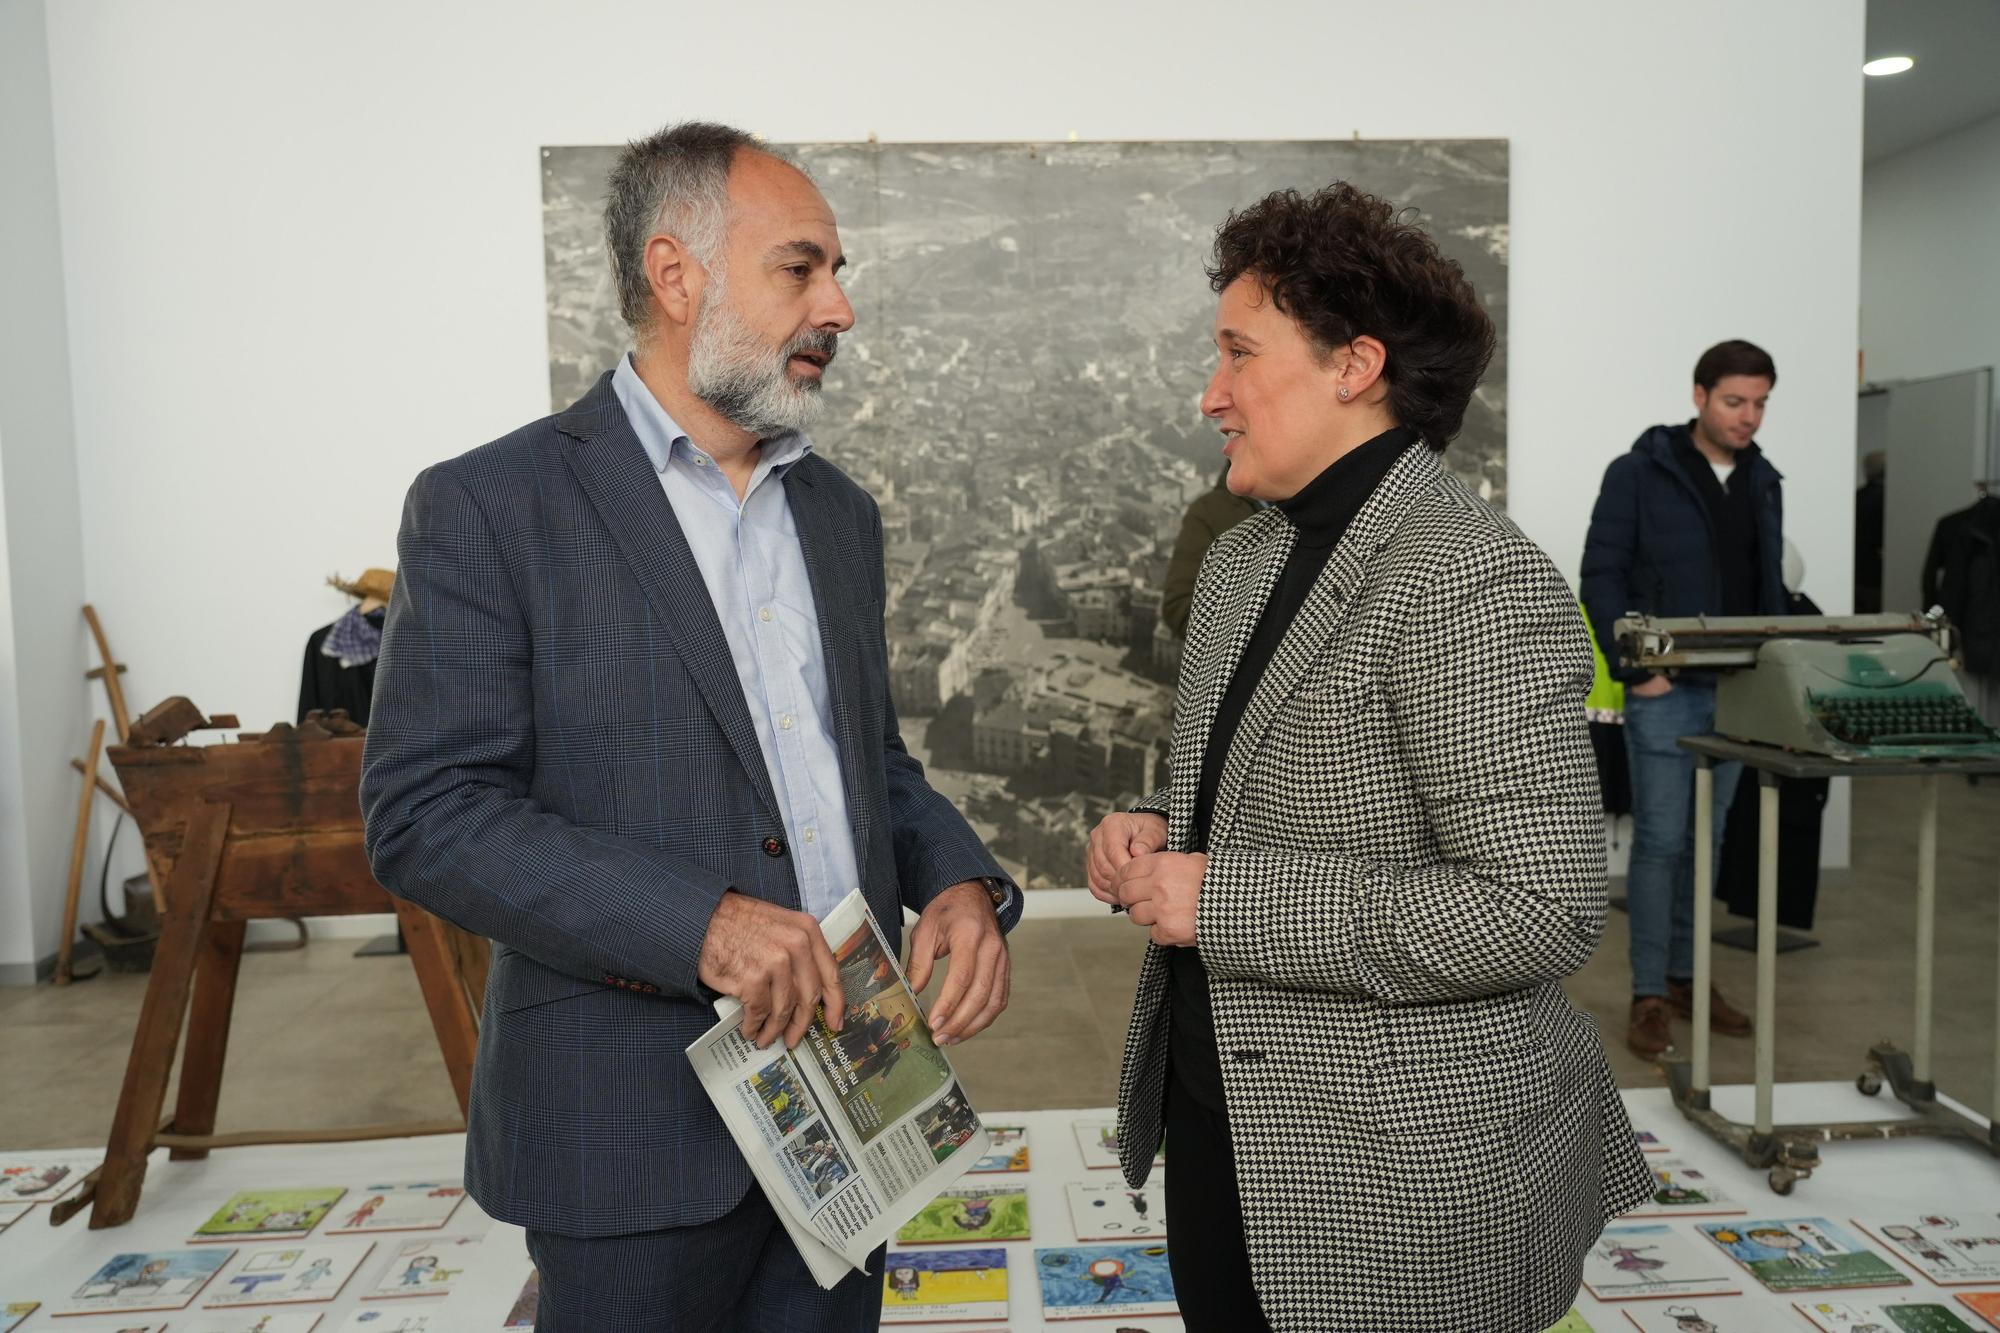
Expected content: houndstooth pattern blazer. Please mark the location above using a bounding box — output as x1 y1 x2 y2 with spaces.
1116 444 1651 1333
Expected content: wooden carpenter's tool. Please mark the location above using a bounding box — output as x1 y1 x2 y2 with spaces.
57 709 489 1230
55 720 107 986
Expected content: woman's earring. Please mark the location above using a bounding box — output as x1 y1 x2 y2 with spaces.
1338 387 1351 401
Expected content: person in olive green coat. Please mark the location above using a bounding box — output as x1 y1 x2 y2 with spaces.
1162 465 1260 638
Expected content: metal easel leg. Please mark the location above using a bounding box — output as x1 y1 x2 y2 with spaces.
1692 757 1714 1099
1754 771 1779 1141
1912 774 1938 1102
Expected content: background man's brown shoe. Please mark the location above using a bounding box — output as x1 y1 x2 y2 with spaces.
1627 996 1674 1059
1667 980 1754 1037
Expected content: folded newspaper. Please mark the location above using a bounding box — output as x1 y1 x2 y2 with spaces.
687 887 990 1289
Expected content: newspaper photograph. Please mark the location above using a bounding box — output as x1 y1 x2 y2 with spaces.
687 888 991 1285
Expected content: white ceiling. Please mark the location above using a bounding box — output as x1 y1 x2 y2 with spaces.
1865 0 2000 161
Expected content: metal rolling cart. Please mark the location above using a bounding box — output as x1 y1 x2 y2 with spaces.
1615 612 2000 1194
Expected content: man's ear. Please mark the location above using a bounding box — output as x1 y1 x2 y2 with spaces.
1692 383 1710 414
645 233 702 331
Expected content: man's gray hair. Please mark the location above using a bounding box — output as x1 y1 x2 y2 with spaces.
604 121 772 331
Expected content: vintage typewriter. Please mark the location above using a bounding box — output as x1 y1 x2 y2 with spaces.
1613 612 2000 762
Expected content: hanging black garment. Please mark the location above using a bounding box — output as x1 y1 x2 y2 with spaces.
1590 720 1632 816
1854 479 1884 613
298 608 385 725
1715 591 1827 929
1716 767 1828 930
1925 496 2000 675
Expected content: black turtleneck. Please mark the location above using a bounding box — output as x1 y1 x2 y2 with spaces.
1167 424 1418 1111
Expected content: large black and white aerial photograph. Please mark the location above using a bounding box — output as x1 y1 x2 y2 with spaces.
543 138 1510 888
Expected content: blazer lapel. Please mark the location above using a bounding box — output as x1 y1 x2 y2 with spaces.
1168 510 1292 850
1208 445 1444 845
781 460 876 856
555 373 783 827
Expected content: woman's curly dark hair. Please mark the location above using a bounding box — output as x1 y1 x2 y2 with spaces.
1207 182 1495 451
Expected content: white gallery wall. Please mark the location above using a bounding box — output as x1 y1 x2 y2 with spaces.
1861 111 2000 391
0 0 89 981
3 0 1865 971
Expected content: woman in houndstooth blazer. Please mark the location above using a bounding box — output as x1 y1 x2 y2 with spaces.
1087 185 1651 1332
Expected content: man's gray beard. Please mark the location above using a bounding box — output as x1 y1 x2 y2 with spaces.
686 272 826 438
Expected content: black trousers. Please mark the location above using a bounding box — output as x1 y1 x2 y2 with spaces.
1165 1068 1273 1332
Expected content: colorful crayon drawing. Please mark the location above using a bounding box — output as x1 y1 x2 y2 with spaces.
880 1247 1008 1324
1702 1220 1911 1295
325 1181 465 1235
1067 1179 1167 1241
1074 1118 1161 1171
205 1239 375 1307
174 1313 325 1333
60 1248 234 1314
1797 1297 1982 1332
1856 1219 2000 1287
335 1308 440 1331
361 1235 483 1300
1621 1160 1744 1218
1035 1244 1176 1320
0 1151 97 1204
970 1124 1030 1173
897 1185 1030 1244
1954 1292 2000 1329
191 1188 346 1242
1581 1225 1740 1301
1619 1302 1774 1332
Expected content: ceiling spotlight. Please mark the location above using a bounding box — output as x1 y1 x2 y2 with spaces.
1863 55 1916 76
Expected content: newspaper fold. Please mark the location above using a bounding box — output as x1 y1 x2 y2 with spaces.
687 888 989 1289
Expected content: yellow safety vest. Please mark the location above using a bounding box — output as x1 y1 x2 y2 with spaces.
1581 602 1623 720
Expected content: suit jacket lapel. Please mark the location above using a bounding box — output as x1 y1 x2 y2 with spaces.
1208 445 1444 845
781 461 876 858
555 372 783 828
1168 510 1292 850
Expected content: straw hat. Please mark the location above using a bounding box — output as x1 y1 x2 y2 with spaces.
328 568 395 604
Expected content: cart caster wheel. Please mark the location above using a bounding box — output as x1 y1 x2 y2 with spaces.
1857 1071 1883 1097
1768 1167 1798 1195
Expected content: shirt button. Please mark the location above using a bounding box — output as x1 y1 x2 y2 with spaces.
803 827 817 844
779 715 794 731
759 608 773 622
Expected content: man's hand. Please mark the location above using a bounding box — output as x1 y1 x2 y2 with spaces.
907 882 1010 1046
697 891 844 1049
1115 851 1207 947
1629 674 1674 698
1085 812 1169 905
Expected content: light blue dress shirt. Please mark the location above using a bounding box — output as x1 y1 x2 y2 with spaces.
613 354 860 922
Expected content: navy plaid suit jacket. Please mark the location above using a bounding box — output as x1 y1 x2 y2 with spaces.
361 370 1018 1236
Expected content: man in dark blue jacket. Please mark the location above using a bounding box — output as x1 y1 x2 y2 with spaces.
1581 340 1785 1059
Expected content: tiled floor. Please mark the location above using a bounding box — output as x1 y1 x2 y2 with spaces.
1 776 1994 1152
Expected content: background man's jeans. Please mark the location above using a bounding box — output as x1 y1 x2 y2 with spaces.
1623 681 1742 998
